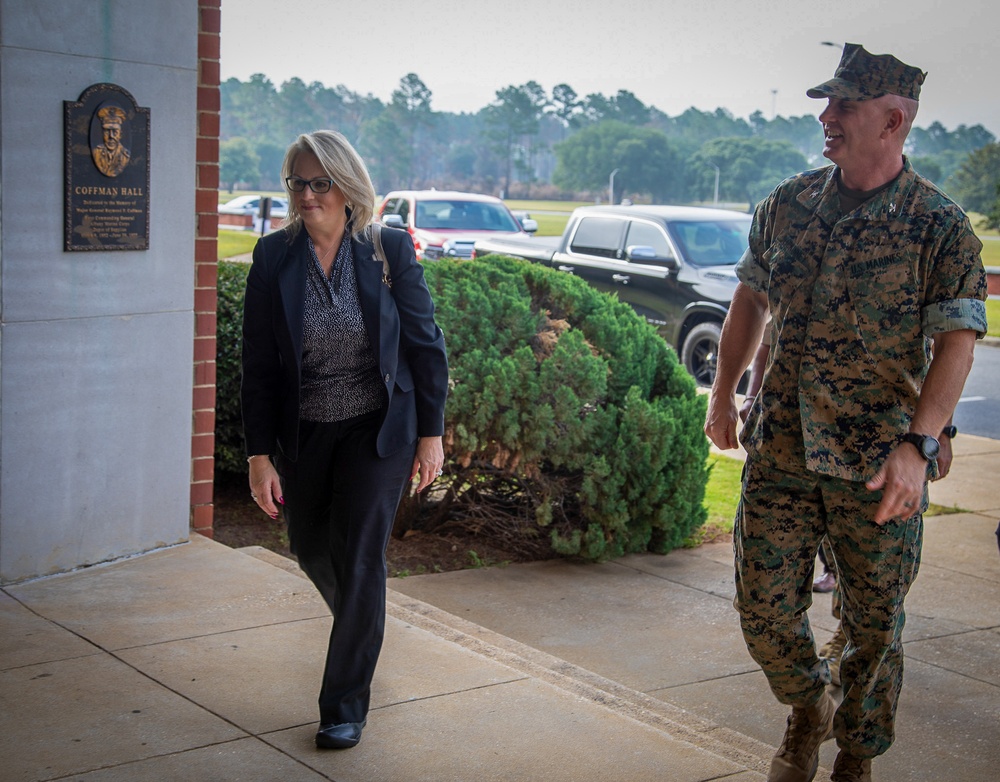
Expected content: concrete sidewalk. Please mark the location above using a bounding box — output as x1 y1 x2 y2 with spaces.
2 436 998 781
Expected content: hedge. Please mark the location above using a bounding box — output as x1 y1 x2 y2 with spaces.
215 259 251 477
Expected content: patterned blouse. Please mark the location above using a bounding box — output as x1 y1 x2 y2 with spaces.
298 233 385 422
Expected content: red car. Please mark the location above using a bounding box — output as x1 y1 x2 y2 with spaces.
378 190 537 261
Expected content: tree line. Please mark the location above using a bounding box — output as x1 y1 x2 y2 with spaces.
221 73 999 217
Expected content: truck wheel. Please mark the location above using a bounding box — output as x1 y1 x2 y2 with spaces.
681 322 722 388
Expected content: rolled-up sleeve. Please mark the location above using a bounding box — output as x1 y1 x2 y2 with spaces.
922 218 988 338
736 197 772 294
736 246 769 293
923 298 988 338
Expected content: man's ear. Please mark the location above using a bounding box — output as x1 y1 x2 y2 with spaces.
882 107 905 139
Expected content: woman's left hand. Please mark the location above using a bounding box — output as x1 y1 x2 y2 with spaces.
411 436 444 493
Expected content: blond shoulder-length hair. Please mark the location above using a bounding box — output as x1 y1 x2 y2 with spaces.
280 130 376 241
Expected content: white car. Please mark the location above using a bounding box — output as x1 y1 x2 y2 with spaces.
218 195 288 220
378 190 536 261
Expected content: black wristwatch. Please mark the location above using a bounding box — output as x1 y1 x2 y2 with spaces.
941 425 957 439
902 432 940 461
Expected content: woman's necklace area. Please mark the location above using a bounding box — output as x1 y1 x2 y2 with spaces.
310 237 338 271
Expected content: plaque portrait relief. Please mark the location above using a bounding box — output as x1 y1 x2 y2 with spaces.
91 104 131 177
64 83 150 251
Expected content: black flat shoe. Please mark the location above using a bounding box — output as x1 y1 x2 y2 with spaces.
315 720 366 749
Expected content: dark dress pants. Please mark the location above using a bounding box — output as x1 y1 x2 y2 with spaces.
278 411 415 725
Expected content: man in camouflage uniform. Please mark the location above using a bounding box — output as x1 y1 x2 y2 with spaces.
705 44 987 782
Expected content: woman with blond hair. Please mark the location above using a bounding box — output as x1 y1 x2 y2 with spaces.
242 130 448 749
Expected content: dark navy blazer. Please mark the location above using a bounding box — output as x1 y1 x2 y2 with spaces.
241 224 448 461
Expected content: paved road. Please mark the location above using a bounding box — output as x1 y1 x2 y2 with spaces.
955 341 1000 439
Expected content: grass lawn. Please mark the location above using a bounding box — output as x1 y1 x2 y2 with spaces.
503 199 581 237
218 229 258 260
684 453 742 546
970 212 999 237
979 237 1000 267
526 212 571 237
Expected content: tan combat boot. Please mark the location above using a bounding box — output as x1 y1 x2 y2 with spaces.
830 750 872 781
819 624 847 686
768 690 837 782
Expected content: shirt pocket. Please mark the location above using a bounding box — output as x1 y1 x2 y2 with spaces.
762 240 816 316
844 255 921 360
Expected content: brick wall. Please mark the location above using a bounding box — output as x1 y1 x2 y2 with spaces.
192 0 221 537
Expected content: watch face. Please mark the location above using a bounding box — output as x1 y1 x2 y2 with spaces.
903 433 940 461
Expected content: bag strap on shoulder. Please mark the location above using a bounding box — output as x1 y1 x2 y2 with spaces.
371 222 392 288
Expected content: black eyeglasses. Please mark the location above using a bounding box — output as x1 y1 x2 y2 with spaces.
285 176 335 194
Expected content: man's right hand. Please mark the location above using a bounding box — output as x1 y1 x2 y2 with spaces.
704 283 768 450
705 393 740 450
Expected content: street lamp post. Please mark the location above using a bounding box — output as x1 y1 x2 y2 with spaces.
709 163 719 206
609 168 619 206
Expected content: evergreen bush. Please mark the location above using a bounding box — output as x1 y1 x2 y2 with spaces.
215 260 251 477
415 255 709 561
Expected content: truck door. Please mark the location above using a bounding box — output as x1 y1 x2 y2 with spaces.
614 219 690 341
558 216 627 292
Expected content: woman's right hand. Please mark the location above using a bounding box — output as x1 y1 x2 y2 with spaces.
247 456 283 520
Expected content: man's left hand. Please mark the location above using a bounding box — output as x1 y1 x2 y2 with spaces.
935 434 954 480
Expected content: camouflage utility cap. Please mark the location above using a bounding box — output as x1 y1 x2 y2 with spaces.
807 43 926 101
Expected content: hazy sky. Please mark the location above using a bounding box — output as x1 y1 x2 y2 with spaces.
221 0 998 137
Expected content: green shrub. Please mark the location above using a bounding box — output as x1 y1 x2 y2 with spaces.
415 255 709 561
215 260 251 476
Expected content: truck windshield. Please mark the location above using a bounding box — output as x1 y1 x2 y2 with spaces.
414 200 521 232
669 219 751 268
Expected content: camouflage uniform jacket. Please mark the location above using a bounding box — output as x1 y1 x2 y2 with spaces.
737 158 988 482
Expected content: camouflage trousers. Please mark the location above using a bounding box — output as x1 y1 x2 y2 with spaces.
734 457 923 759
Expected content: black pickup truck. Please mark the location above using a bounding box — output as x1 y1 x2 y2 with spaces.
474 204 752 387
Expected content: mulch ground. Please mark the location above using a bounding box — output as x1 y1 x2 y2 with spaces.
211 479 548 577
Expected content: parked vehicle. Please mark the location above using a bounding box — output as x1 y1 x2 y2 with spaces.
474 204 752 388
218 194 289 219
378 190 537 261
511 210 536 230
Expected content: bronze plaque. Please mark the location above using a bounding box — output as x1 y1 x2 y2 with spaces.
64 83 150 251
